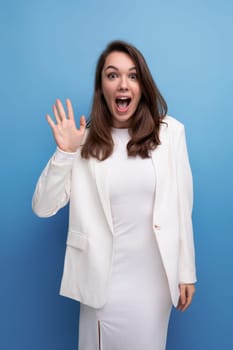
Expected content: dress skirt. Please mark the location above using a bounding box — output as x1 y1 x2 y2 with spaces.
78 128 172 350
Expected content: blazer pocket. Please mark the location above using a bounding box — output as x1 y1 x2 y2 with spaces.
66 230 88 251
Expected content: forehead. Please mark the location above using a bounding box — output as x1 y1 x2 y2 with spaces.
103 51 136 70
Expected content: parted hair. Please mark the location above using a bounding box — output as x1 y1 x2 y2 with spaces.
81 40 167 160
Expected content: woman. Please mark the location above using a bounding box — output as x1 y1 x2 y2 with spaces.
32 40 197 350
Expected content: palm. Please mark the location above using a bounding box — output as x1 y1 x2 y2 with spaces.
46 99 86 152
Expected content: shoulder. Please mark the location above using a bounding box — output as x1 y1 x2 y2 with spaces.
159 115 186 148
162 115 185 132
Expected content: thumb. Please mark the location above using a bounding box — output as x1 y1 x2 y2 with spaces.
79 115 86 132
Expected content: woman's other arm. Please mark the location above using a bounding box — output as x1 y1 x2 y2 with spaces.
175 124 197 311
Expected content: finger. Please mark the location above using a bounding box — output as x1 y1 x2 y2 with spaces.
180 287 194 312
53 104 61 124
46 114 56 129
79 115 86 132
66 98 75 120
180 299 191 312
177 297 186 311
185 288 194 308
185 294 193 310
56 99 67 120
176 298 182 311
179 285 187 306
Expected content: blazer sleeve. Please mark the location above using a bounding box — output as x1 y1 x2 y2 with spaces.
176 125 197 284
32 148 76 217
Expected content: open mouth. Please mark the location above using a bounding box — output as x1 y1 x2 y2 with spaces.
115 97 131 111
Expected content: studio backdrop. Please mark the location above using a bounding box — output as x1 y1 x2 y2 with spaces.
1 0 233 349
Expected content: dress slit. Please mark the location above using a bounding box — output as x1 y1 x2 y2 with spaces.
98 320 101 350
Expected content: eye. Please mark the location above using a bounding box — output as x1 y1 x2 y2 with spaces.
107 72 118 80
129 73 138 80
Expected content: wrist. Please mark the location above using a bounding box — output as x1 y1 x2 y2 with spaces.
53 147 78 162
57 146 78 154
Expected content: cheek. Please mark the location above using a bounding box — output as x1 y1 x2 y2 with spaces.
103 91 111 107
135 89 142 103
102 85 114 105
133 83 142 99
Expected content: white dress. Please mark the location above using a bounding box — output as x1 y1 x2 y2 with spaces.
78 127 172 350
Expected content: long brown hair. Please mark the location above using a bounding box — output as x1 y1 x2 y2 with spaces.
81 40 167 160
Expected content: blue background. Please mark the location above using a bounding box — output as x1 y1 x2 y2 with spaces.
1 0 233 349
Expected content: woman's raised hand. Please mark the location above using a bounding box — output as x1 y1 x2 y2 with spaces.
46 99 86 152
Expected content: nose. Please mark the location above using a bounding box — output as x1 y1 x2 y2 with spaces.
118 75 128 91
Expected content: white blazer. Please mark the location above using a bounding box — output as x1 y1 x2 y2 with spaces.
32 116 197 308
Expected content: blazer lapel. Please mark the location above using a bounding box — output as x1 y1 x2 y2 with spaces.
91 157 114 234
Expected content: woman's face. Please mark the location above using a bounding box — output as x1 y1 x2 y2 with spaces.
101 51 142 128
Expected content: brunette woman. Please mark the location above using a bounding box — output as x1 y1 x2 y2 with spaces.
32 40 196 350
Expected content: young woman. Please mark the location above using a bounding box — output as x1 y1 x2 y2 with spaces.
32 40 197 350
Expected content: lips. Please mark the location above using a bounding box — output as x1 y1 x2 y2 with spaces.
115 97 131 113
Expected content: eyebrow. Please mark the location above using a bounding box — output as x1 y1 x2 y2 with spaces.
104 65 137 71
